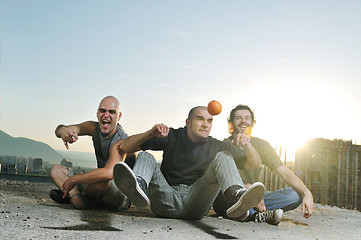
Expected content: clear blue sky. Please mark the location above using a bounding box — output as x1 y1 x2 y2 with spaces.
1 0 361 154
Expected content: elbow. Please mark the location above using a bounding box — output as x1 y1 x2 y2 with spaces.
110 139 128 155
245 161 262 170
250 164 262 170
106 172 114 182
116 139 132 153
250 156 262 169
255 161 262 169
103 167 114 181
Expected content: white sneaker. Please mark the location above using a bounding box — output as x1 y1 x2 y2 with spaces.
226 182 265 219
255 209 283 225
113 162 150 208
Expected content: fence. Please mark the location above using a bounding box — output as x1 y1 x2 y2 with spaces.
295 138 361 211
259 145 294 192
260 138 361 211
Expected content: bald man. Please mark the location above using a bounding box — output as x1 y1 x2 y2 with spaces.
49 96 134 210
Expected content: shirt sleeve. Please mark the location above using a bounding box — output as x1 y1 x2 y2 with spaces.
252 138 283 171
140 128 172 151
117 124 129 139
219 139 247 169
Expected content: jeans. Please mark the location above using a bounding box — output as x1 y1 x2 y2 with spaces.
213 187 302 218
134 151 244 219
248 187 303 216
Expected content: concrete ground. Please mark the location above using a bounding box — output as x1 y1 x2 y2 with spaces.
0 179 360 240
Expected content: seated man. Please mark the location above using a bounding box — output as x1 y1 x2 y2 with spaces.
49 96 133 210
112 106 265 220
213 104 314 225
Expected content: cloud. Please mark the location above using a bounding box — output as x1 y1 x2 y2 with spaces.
278 57 289 63
183 64 194 70
118 74 149 82
251 78 263 86
168 30 194 38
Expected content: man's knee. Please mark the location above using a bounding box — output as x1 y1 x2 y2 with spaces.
215 151 234 161
267 188 303 211
281 188 302 205
289 188 303 206
49 164 67 179
137 151 157 164
283 188 303 211
213 151 236 167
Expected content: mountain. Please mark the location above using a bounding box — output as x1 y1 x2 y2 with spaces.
0 130 97 168
56 150 96 168
0 130 65 164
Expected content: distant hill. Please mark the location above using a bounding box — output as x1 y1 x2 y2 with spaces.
0 130 65 164
57 150 96 168
0 130 95 168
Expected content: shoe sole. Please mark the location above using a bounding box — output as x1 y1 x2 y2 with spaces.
236 210 250 222
226 182 265 219
113 162 150 208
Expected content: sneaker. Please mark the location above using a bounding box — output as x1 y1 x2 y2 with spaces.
234 210 250 222
226 182 265 219
113 162 150 208
118 197 132 211
49 189 71 204
255 209 283 225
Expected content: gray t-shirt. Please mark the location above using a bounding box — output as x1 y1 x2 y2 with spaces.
92 124 128 168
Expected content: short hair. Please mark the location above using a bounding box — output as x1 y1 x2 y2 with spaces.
227 104 256 135
187 106 206 120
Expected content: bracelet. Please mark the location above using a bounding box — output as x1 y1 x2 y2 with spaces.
69 193 81 199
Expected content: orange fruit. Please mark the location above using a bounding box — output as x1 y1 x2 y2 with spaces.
207 100 222 115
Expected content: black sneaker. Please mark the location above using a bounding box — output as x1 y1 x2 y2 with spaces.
234 210 250 221
255 209 283 225
49 189 71 204
118 197 132 210
226 182 265 219
113 162 150 208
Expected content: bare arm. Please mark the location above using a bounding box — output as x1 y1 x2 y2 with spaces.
62 146 127 197
118 124 169 153
55 121 97 149
275 165 314 218
232 133 262 169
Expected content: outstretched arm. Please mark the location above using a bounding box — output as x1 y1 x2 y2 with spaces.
232 133 262 169
55 121 97 149
276 165 314 218
118 123 169 153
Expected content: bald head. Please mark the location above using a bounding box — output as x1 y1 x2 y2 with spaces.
99 96 120 112
97 96 122 138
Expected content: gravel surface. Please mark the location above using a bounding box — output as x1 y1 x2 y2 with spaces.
0 178 360 240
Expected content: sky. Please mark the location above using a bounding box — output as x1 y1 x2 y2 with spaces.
1 0 361 158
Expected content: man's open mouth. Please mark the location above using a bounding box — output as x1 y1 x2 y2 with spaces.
102 120 111 127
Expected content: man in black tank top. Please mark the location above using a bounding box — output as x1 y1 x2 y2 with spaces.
49 96 133 210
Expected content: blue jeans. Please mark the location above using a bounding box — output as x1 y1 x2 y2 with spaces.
213 187 302 218
248 187 303 216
